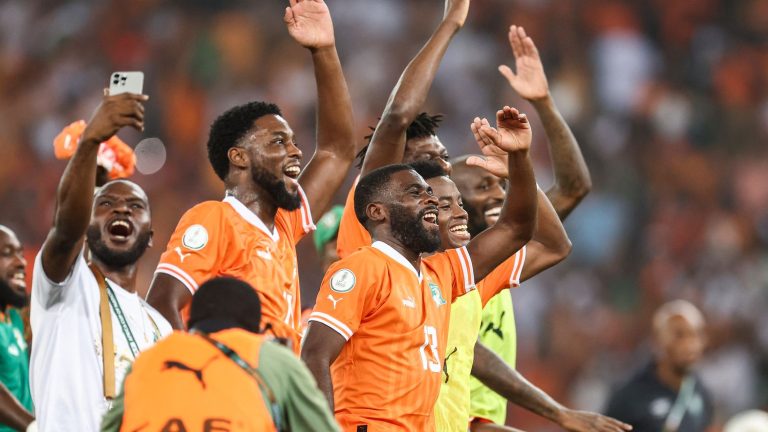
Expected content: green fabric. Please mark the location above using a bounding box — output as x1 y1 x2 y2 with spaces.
0 308 32 432
469 290 516 425
101 339 339 432
313 205 344 253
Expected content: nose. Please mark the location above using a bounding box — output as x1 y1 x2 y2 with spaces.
454 203 469 221
113 200 132 214
438 158 452 175
12 251 26 269
424 192 439 207
287 141 303 160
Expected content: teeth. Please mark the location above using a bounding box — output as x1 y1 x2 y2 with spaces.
12 272 24 281
111 220 130 229
285 166 301 176
423 213 437 223
484 207 502 217
449 225 468 232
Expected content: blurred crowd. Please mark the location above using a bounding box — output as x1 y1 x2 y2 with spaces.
1 0 767 430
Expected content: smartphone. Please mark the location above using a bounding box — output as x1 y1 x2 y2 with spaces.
108 71 144 95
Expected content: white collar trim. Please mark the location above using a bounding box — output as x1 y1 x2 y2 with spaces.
371 241 422 282
223 195 279 242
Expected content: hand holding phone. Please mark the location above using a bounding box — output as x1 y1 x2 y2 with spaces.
108 71 144 95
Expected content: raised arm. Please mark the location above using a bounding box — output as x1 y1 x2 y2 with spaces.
465 107 537 282
300 322 347 411
498 25 591 219
41 92 146 282
360 0 470 176
284 0 356 218
471 343 632 432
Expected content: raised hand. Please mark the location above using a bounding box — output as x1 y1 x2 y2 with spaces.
443 0 471 28
284 0 335 50
498 25 549 101
559 409 633 432
82 91 147 145
471 105 532 157
467 116 509 178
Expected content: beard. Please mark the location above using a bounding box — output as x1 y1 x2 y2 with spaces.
251 164 301 211
389 204 441 254
0 279 27 309
466 205 488 237
86 225 152 268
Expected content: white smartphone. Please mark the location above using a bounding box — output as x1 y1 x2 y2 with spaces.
108 71 144 95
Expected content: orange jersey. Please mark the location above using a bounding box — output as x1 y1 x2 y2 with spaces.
336 178 371 259
309 241 476 432
155 191 314 348
476 245 527 306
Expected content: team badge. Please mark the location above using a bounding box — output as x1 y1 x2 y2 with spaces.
182 224 208 250
330 269 356 293
429 283 446 307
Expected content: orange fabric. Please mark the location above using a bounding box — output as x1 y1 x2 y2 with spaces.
336 179 371 259
121 329 276 432
309 243 475 431
476 246 527 307
156 194 314 352
53 120 136 179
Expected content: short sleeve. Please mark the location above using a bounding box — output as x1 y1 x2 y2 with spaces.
336 180 372 259
32 250 90 309
154 203 226 294
308 257 376 341
425 246 476 302
275 185 315 245
476 246 526 307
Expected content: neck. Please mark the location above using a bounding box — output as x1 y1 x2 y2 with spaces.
91 257 138 293
227 182 278 230
656 360 686 391
373 230 422 271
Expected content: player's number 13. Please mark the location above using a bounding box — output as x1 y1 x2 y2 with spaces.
419 326 441 372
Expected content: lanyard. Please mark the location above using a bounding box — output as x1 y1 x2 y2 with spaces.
104 280 160 359
663 375 695 432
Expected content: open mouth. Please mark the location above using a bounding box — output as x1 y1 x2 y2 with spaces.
484 206 502 220
8 270 25 289
283 165 301 180
449 224 468 234
107 219 134 240
422 209 438 226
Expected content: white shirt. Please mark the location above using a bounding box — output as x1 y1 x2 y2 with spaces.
30 253 172 432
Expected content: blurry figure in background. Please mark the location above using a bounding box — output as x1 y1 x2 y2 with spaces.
53 120 137 187
314 205 344 273
30 92 172 432
101 277 339 432
0 226 34 432
605 300 713 432
147 0 356 354
723 410 768 432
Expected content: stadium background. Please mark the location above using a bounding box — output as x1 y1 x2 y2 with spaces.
1 0 767 429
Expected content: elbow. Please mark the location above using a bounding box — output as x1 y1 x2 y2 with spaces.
379 108 414 131
556 236 573 261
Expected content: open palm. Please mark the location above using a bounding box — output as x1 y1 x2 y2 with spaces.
469 106 532 177
284 0 335 49
498 25 549 101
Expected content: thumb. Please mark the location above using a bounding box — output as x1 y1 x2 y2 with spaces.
498 65 517 86
465 155 490 169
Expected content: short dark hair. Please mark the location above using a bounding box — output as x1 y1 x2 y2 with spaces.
207 102 282 180
408 159 448 181
187 277 262 334
355 112 444 169
353 164 414 226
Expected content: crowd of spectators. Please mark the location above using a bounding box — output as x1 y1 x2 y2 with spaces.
1 0 766 429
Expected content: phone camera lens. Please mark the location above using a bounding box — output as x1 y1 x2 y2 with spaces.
112 80 119 84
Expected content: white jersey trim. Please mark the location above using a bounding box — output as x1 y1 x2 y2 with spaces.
309 312 353 340
155 263 198 294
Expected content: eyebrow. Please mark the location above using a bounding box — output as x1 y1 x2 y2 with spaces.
97 194 147 204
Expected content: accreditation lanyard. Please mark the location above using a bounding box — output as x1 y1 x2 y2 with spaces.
104 281 157 359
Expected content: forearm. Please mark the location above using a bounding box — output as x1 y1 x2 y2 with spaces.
304 359 335 412
0 383 33 430
530 96 591 219
472 342 564 424
311 45 355 161
498 151 537 241
53 138 101 243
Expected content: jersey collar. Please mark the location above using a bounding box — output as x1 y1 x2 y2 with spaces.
223 195 280 242
371 241 422 282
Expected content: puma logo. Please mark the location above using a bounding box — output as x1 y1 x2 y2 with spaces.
482 311 506 340
163 356 217 389
174 247 192 263
327 294 343 309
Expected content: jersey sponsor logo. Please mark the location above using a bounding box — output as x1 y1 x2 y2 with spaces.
650 397 671 417
160 418 232 432
330 269 356 293
327 294 343 309
429 283 446 307
174 246 192 263
402 296 416 308
182 224 209 250
7 345 19 357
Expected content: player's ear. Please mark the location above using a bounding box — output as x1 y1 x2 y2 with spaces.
366 202 387 223
148 228 154 248
228 147 249 171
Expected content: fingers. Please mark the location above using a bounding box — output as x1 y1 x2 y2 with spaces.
498 64 516 85
288 0 298 8
470 117 486 148
465 155 489 169
284 6 294 24
471 117 497 148
508 25 523 58
517 25 539 58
